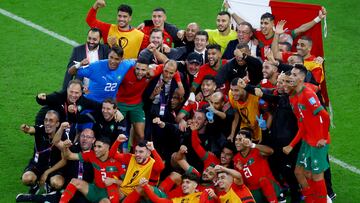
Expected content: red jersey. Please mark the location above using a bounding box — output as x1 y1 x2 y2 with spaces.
256 30 295 60
192 130 220 169
116 64 181 105
110 139 165 186
260 79 277 89
79 151 124 188
289 86 330 147
217 183 254 203
179 100 208 118
233 149 276 190
85 8 147 52
192 59 228 88
141 25 173 47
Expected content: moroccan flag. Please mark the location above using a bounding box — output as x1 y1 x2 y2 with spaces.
226 0 330 106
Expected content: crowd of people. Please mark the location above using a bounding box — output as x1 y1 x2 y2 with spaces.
15 0 335 202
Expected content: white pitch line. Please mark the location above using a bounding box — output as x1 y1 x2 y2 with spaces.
0 8 79 47
1 7 360 177
329 155 360 175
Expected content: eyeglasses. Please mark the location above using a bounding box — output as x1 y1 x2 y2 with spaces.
80 135 95 139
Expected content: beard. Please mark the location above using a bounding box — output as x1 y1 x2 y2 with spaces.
87 42 99 51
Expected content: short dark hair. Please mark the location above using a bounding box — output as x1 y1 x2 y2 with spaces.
96 136 112 146
182 173 200 183
67 79 83 90
218 11 231 19
137 56 151 65
111 46 124 57
236 43 249 50
88 27 102 39
150 28 164 38
299 35 313 46
137 140 148 148
153 7 166 14
118 4 132 16
230 77 240 86
284 70 292 76
103 98 117 109
202 75 216 84
206 44 221 52
239 127 254 139
222 141 236 153
195 30 209 41
261 12 275 21
293 64 308 76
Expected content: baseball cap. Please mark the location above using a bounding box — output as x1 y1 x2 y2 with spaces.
187 52 202 64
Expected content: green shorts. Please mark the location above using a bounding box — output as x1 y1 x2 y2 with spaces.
296 141 329 174
251 179 281 203
86 183 108 203
118 102 145 123
140 186 168 203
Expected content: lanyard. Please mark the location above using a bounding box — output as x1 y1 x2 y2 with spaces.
78 161 84 179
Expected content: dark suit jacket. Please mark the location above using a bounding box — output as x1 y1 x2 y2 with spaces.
62 44 110 90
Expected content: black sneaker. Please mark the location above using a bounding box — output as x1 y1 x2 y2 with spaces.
16 191 60 203
329 193 337 200
278 192 287 203
16 193 34 202
28 184 40 195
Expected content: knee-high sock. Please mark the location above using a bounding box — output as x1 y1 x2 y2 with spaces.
123 190 141 203
107 184 120 203
313 179 327 203
59 183 77 203
259 177 278 203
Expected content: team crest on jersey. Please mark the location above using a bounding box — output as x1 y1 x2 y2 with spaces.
117 75 122 80
247 158 255 165
110 124 114 131
166 38 170 43
308 97 316 105
78 105 82 112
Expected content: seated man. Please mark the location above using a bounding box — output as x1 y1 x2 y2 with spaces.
206 165 255 203
60 136 124 203
110 135 165 198
77 98 126 145
17 110 65 197
140 174 214 203
233 129 281 203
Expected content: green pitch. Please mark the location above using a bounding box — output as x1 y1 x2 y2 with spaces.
0 0 359 202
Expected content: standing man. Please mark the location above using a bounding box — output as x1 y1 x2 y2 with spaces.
222 21 257 59
62 28 110 90
140 7 180 48
227 2 327 60
191 44 227 92
216 43 263 91
68 46 135 103
116 57 184 144
205 11 237 54
86 0 147 59
283 65 330 203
